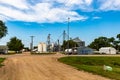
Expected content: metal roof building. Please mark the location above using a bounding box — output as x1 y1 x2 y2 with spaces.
73 37 85 47
99 47 116 54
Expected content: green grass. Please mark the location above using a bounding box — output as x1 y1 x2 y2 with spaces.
58 56 120 80
0 58 5 67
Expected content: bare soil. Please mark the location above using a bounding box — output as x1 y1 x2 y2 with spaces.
0 52 110 80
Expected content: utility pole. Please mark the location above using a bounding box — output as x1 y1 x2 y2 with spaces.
63 30 66 52
47 34 51 52
30 36 34 52
68 17 70 49
58 39 60 52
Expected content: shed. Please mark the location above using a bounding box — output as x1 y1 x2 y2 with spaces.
99 47 116 54
0 45 8 54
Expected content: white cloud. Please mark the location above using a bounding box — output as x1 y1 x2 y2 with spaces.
99 0 120 11
56 0 93 11
0 15 9 21
92 16 101 20
44 8 87 22
43 0 93 6
0 0 29 10
31 3 88 22
85 0 93 5
1 0 120 23
0 0 87 23
29 0 93 11
0 5 35 21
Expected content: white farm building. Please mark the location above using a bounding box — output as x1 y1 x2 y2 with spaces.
38 42 47 53
99 47 116 54
0 45 8 54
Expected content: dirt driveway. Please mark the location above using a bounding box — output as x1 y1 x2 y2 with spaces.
0 53 110 80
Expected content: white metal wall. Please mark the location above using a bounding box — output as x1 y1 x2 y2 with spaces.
38 43 47 53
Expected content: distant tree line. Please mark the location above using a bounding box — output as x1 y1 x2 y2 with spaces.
88 34 120 51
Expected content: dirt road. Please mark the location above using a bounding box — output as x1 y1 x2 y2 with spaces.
0 53 110 80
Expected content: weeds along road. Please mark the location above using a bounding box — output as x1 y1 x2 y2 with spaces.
0 53 110 80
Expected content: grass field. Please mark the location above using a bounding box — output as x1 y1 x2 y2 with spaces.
59 56 120 80
0 58 5 67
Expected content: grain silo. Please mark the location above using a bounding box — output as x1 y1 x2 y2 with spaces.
38 42 47 53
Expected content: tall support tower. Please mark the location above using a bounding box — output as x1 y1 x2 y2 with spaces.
67 17 70 49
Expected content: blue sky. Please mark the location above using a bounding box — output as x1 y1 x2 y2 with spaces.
0 0 120 47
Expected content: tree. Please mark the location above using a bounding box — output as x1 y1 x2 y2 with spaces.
0 20 8 39
33 46 38 49
116 34 120 51
88 35 120 51
62 40 78 49
117 34 120 40
88 37 111 50
7 37 24 52
108 37 115 43
24 47 30 51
